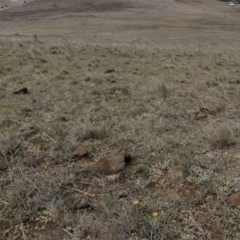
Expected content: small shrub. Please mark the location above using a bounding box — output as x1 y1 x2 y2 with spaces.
91 89 101 96
134 164 150 176
206 124 236 149
157 82 169 99
83 125 108 140
0 134 19 156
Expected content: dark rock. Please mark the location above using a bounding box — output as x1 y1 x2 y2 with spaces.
118 190 129 198
91 148 125 174
105 69 115 73
65 194 92 210
13 87 29 95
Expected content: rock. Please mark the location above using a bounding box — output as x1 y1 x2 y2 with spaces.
91 148 125 174
13 87 29 95
39 58 48 63
105 69 115 73
226 192 240 207
73 146 88 158
118 190 129 198
85 76 91 81
65 194 91 210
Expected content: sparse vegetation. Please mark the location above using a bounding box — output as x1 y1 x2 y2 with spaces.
0 0 240 238
134 164 150 176
157 82 170 99
205 123 236 149
0 39 239 239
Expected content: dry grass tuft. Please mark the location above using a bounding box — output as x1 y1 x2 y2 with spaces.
205 123 236 149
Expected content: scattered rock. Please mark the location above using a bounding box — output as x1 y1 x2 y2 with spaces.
226 192 240 207
85 76 91 81
118 190 129 198
13 87 29 95
59 116 68 122
105 69 115 73
39 58 48 63
62 70 69 75
72 146 88 158
91 148 126 174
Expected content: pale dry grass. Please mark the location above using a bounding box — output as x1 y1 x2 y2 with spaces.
0 39 240 239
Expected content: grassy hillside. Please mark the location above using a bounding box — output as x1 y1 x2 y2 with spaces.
0 38 240 239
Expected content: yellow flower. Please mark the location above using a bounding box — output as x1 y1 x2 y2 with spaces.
152 212 159 217
133 200 139 205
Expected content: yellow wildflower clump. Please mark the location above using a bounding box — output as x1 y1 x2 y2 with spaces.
152 212 159 217
133 200 139 205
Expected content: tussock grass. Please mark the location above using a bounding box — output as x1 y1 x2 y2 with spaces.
205 123 236 149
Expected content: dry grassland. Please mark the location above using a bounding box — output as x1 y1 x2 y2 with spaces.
0 0 240 239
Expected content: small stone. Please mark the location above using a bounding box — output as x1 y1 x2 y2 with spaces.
65 194 91 210
73 146 88 158
85 76 91 81
226 192 240 207
118 190 129 198
105 69 115 73
91 148 125 174
13 87 29 95
39 58 48 63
